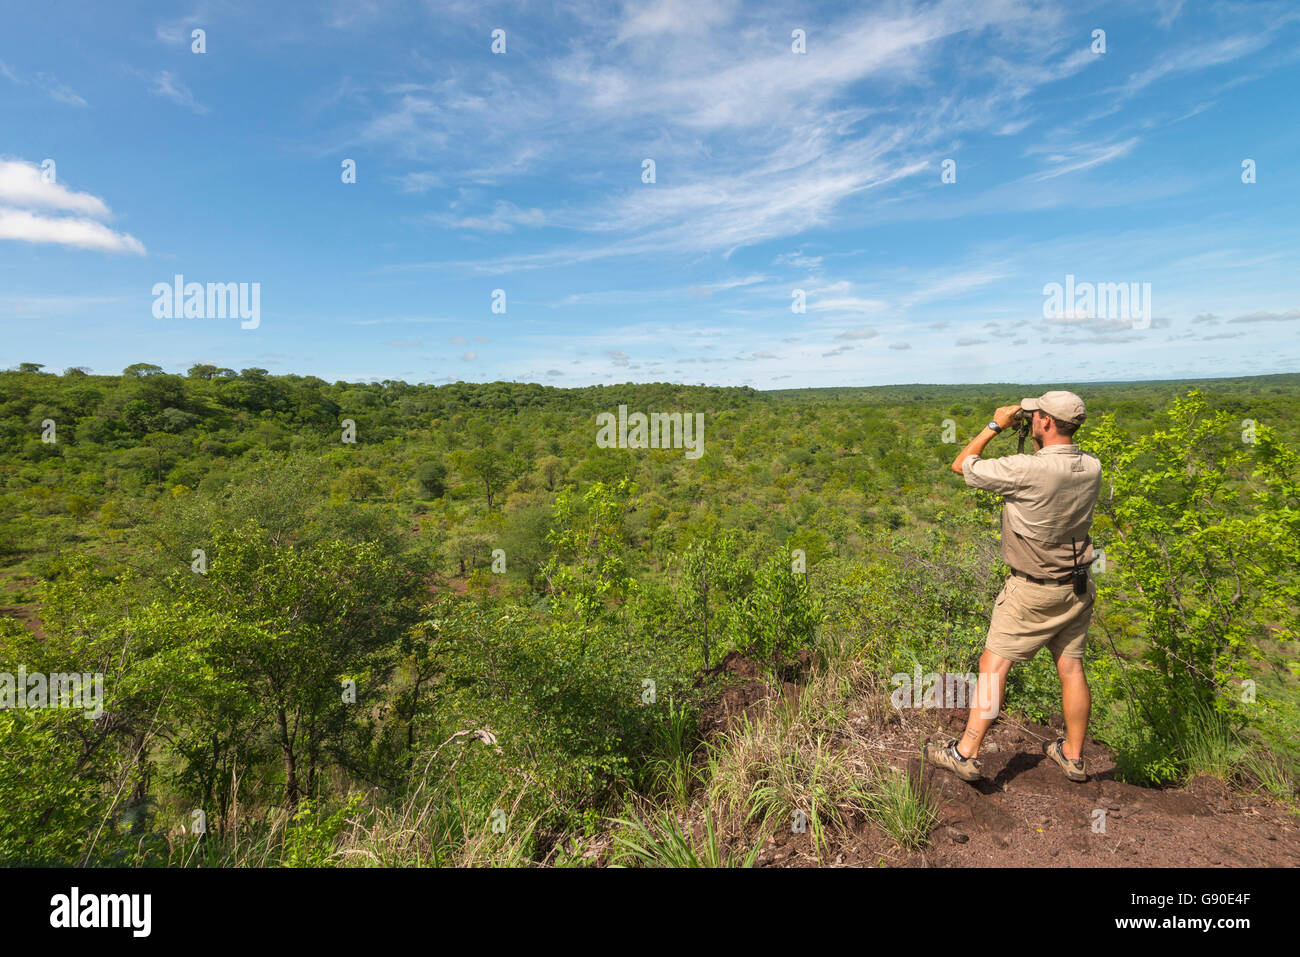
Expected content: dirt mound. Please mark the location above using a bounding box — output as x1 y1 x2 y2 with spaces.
694 651 770 737
684 659 1299 868
694 650 811 737
767 707 1300 867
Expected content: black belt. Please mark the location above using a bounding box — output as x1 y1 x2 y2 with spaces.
1010 568 1074 586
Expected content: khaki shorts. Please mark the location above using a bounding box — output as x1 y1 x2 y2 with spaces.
985 574 1095 662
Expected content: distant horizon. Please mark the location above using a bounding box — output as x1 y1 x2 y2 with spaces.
8 361 1295 394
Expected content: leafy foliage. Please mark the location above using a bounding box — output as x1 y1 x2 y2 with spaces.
1 367 1297 860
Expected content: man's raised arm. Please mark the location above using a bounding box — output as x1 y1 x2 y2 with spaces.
950 404 1022 475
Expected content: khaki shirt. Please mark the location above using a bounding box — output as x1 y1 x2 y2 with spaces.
962 444 1102 578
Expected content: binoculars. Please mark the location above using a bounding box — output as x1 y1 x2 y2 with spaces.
1012 408 1032 452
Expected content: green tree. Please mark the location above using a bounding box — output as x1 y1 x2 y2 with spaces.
543 480 634 626
122 363 163 378
164 522 423 805
414 459 447 498
333 466 382 501
1088 391 1300 773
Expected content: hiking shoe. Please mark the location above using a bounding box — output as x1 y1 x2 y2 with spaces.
924 738 982 782
1043 738 1088 782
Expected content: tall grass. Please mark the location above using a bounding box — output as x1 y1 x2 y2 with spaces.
646 697 698 809
608 808 761 868
856 767 939 851
1242 752 1298 814
1177 697 1249 782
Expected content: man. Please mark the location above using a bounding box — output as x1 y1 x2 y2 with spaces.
925 390 1102 783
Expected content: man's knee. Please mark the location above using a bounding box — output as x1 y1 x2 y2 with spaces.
1055 653 1085 678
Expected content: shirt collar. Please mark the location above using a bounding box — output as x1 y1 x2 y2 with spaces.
1034 443 1081 455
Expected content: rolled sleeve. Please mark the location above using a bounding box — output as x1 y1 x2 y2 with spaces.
962 454 1023 495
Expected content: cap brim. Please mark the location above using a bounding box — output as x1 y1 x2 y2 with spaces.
1020 397 1040 410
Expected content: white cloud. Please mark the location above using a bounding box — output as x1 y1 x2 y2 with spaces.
0 159 144 254
0 208 145 255
0 160 110 216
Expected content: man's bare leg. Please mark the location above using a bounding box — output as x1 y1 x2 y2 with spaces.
1055 654 1090 761
957 648 1013 759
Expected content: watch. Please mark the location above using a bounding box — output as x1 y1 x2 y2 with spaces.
987 420 1002 433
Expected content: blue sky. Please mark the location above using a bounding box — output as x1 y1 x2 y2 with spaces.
2 0 1298 388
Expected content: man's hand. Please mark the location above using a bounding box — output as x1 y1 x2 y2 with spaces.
993 404 1022 431
951 403 1023 474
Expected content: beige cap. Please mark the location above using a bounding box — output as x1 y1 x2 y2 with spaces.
1021 390 1086 424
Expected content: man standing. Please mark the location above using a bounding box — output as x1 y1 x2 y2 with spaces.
925 391 1102 783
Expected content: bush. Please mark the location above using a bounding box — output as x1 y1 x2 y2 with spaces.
414 459 447 498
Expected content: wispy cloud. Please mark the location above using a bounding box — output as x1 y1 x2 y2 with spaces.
1026 137 1139 182
156 9 208 45
1229 309 1300 324
900 267 1011 306
396 170 442 193
614 0 740 44
1154 0 1186 29
366 1 1112 272
0 59 86 106
0 294 124 318
427 200 544 233
1114 34 1272 99
810 295 889 316
150 71 208 114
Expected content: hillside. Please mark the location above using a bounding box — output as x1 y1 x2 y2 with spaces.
1 366 1297 866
